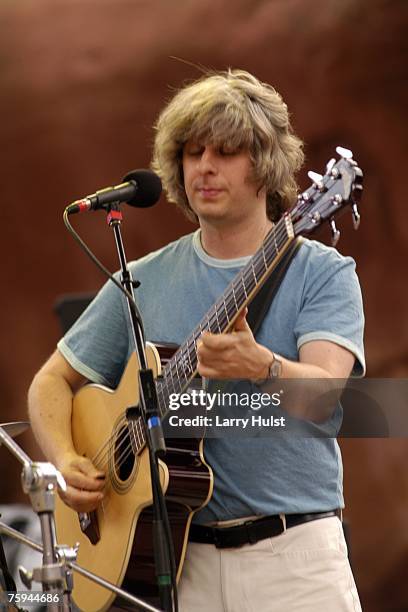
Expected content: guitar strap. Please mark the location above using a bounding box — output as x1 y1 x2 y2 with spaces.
246 237 303 338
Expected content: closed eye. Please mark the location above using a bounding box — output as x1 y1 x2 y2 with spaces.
219 145 241 156
184 143 204 156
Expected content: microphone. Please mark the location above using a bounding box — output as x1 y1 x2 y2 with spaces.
66 169 162 214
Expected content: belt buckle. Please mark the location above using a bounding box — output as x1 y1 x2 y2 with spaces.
244 520 259 545
212 528 225 549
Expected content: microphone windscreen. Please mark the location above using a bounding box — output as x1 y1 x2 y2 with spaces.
122 169 162 207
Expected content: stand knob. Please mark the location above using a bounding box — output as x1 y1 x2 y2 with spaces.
18 565 33 589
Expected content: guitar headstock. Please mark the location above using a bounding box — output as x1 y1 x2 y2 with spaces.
291 146 363 245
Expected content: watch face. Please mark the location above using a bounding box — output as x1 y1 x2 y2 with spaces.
270 358 282 379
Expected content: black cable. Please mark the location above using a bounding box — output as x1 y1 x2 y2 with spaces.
63 209 146 339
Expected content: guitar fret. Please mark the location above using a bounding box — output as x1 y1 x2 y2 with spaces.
181 350 191 380
254 250 267 277
209 308 218 334
219 299 229 328
166 370 178 395
188 339 197 371
232 284 239 314
261 244 268 270
192 335 198 356
251 261 258 284
173 354 182 393
215 307 221 332
241 275 248 299
273 226 278 254
223 296 230 323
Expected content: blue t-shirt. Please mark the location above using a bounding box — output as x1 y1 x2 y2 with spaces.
58 230 365 521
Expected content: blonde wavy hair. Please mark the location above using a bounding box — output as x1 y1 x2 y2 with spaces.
152 69 304 222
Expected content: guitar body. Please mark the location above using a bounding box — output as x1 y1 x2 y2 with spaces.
55 343 213 612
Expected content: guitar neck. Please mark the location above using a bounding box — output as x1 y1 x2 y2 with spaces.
156 214 295 417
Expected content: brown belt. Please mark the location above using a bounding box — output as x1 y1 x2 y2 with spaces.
189 509 341 549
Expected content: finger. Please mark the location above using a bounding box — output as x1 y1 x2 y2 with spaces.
60 485 104 513
197 354 237 377
199 332 235 350
74 457 106 480
233 308 251 333
62 470 106 492
197 361 226 379
198 342 234 364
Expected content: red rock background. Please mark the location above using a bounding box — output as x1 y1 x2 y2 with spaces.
0 0 407 609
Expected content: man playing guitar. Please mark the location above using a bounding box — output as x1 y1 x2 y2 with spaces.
28 69 364 611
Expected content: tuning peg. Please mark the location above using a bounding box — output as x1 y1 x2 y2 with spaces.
332 194 343 207
351 202 361 229
336 146 353 159
308 171 324 190
329 218 340 246
326 158 336 173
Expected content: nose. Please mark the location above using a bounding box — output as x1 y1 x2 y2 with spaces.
198 146 217 174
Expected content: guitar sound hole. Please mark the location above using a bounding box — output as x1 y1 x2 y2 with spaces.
114 425 135 481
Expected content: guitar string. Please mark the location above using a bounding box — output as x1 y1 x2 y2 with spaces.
88 379 168 469
90 417 145 509
86 221 292 475
91 412 144 470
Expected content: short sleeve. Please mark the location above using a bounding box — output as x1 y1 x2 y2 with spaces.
57 276 132 388
294 248 365 377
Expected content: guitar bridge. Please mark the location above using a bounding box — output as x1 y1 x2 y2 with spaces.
78 511 100 544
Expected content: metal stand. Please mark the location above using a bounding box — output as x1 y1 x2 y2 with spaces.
0 523 161 612
21 464 72 612
106 205 175 612
0 425 162 612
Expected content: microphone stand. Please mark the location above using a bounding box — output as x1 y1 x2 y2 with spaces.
0 425 162 612
0 425 72 612
106 204 174 612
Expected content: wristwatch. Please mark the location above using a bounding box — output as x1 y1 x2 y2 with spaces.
267 352 282 380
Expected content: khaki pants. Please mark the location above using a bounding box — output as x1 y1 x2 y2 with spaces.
178 517 362 612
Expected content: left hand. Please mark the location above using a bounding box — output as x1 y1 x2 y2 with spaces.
197 308 273 380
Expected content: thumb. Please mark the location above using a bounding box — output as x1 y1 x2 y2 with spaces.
233 307 251 333
76 456 105 479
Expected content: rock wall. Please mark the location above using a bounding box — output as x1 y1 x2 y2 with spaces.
0 0 407 608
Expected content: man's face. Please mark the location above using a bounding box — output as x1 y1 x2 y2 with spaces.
182 140 266 226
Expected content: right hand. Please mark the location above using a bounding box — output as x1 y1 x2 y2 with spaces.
56 452 106 513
